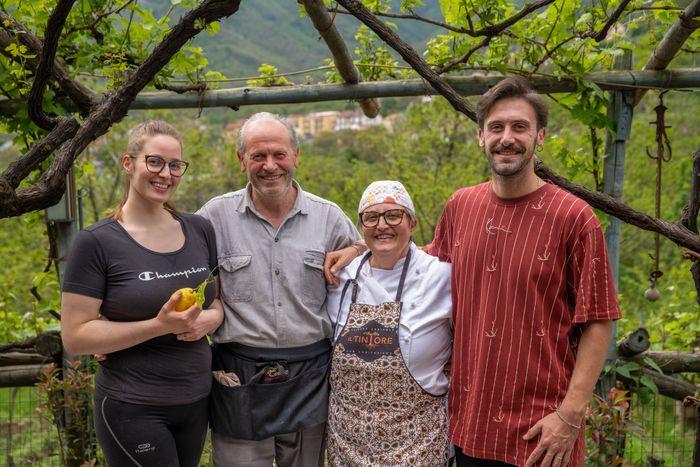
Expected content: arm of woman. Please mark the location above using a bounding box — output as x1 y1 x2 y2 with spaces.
61 291 202 355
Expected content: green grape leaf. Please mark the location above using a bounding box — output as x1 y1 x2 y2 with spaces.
642 357 664 375
639 375 659 395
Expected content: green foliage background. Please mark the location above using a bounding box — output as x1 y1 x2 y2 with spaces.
2 88 698 352
0 0 697 360
0 1 698 462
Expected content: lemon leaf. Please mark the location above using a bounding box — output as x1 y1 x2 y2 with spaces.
195 280 208 308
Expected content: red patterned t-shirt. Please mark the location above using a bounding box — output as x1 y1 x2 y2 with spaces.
426 181 621 466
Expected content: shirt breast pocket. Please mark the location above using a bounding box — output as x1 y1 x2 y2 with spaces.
220 254 253 303
302 249 326 307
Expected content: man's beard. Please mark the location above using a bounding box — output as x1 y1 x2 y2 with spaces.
249 170 293 199
486 140 537 177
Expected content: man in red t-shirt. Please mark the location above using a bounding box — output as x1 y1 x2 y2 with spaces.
425 77 621 466
324 77 621 466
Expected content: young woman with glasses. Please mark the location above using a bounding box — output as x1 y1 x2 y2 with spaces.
60 120 223 467
325 180 453 466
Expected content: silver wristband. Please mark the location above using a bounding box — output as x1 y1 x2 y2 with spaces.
555 407 582 430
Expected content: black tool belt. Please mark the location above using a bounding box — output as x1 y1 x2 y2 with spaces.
209 339 331 441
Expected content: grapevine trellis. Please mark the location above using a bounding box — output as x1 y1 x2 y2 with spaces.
0 0 699 465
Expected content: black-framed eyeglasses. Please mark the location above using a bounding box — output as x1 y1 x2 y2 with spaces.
130 154 190 177
360 209 406 228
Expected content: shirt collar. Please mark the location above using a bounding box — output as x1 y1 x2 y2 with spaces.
291 180 309 215
238 180 309 216
360 241 416 278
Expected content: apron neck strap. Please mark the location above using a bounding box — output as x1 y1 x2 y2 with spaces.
351 245 412 303
350 252 373 303
334 251 373 328
394 247 412 303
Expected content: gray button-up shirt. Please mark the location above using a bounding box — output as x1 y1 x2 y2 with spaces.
197 181 359 347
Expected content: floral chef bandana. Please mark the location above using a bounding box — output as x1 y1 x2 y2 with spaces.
358 180 415 217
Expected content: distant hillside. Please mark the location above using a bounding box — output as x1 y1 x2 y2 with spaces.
144 0 442 80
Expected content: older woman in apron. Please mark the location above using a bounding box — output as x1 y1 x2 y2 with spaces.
325 181 452 466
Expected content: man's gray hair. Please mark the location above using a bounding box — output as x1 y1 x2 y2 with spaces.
237 112 299 154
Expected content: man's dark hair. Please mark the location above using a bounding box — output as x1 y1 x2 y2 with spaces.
476 77 548 130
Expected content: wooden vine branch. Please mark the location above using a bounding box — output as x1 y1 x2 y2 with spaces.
0 11 94 115
335 0 476 121
0 0 243 219
681 149 700 303
435 36 492 75
615 330 698 400
616 328 650 357
627 350 700 374
301 0 380 118
0 331 61 357
331 8 468 34
617 367 698 401
535 159 700 253
0 117 80 198
332 0 554 37
472 0 554 37
154 82 208 94
63 0 136 41
0 332 61 387
586 0 634 42
634 0 700 106
681 148 700 234
27 0 76 131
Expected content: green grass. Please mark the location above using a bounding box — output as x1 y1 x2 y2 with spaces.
0 387 695 466
0 387 63 466
622 395 696 467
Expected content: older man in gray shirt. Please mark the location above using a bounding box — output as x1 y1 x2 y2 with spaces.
197 112 359 467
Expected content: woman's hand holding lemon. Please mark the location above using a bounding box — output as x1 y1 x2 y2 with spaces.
175 301 224 342
175 275 224 342
156 290 202 334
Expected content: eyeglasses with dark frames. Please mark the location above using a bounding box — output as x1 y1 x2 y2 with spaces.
130 154 190 177
360 209 406 228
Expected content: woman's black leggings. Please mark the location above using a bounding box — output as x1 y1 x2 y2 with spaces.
93 389 209 467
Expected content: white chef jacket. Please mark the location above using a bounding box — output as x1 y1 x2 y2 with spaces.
326 242 453 395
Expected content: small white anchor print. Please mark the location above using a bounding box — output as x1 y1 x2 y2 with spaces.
492 409 505 423
535 321 544 337
537 241 551 261
485 320 497 338
532 193 546 210
486 253 497 272
486 217 512 236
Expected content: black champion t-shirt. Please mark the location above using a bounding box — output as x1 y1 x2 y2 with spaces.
62 212 218 405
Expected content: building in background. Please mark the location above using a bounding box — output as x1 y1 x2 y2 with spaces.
223 109 388 144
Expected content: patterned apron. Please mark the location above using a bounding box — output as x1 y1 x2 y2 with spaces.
327 250 450 467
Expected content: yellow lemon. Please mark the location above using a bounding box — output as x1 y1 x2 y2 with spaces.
172 287 196 312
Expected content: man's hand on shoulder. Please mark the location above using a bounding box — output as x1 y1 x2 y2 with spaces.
324 242 366 286
523 410 579 467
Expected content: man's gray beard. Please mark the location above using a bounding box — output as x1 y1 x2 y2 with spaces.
250 172 293 199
